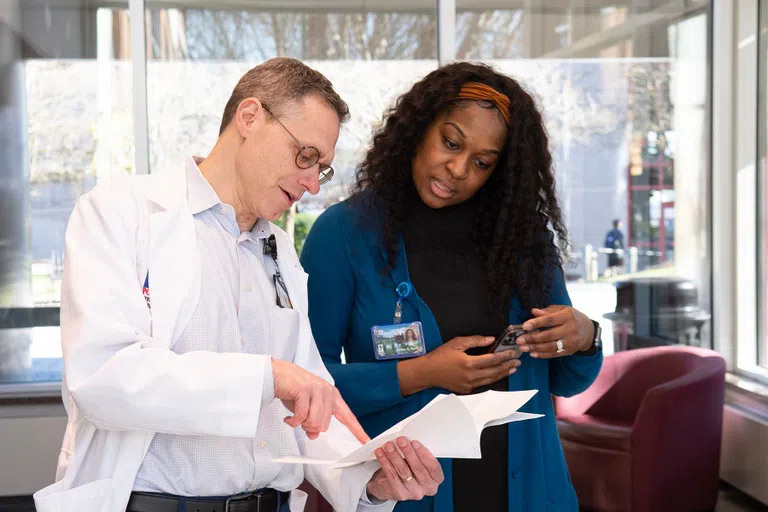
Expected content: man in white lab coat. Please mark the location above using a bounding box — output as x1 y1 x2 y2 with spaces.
34 58 443 512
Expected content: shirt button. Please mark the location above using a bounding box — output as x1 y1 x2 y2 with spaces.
241 336 247 345
512 470 521 479
260 441 267 448
246 283 253 292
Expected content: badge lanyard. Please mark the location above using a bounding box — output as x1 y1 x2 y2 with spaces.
393 281 413 324
371 281 425 361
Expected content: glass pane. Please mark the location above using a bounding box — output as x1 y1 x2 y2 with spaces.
144 2 438 223
459 3 711 353
457 2 680 59
0 1 132 387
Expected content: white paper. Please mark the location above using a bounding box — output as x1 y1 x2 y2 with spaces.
274 389 542 468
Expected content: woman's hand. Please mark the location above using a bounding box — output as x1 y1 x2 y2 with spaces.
398 335 521 395
515 306 595 358
366 437 444 502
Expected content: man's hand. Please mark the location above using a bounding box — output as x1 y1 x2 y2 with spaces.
366 437 444 502
271 359 370 444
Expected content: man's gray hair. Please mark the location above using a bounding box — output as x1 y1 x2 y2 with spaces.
219 57 350 135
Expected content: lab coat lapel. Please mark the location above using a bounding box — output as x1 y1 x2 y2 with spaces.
146 166 201 344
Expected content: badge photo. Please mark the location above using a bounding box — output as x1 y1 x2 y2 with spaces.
371 321 426 360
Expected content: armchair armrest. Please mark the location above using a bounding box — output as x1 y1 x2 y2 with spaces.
631 357 725 510
554 350 633 418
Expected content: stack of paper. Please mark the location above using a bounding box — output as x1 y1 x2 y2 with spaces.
275 389 542 468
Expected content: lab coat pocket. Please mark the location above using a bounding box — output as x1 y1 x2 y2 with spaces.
293 270 309 313
270 307 301 362
289 488 308 512
34 477 112 512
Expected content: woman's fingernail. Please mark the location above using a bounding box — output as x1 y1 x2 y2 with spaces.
531 352 539 358
509 368 516 375
519 345 530 352
517 337 526 345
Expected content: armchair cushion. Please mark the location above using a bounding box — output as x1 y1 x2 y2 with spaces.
557 414 632 452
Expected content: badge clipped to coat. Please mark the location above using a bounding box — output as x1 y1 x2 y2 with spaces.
371 281 426 360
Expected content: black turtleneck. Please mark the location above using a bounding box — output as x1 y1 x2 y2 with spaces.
401 186 509 511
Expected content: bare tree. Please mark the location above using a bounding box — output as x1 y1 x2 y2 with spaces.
456 10 525 60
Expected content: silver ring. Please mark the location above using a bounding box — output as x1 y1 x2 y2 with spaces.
556 339 565 353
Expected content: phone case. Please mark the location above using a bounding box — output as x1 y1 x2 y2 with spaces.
491 324 525 356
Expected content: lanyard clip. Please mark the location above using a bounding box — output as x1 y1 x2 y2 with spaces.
393 281 413 324
263 234 278 260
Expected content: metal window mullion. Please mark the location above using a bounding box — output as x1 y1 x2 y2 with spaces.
711 0 737 370
130 0 149 174
437 0 456 64
757 0 767 367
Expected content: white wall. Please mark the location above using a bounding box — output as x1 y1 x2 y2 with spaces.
0 405 66 496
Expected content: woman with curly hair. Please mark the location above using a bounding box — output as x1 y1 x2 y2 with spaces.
300 62 603 511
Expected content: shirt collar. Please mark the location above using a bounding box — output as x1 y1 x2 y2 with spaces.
186 157 221 215
186 156 272 241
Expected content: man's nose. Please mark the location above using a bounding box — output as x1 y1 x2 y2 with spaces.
299 168 321 195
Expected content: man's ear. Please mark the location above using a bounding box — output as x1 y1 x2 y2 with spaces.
233 97 265 137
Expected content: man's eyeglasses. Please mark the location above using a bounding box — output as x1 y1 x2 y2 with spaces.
262 104 334 185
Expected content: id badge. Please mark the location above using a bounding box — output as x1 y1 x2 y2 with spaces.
371 321 426 360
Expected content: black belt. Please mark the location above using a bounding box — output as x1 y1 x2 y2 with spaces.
126 488 290 512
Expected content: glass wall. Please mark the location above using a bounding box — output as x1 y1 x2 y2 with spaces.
455 1 711 354
0 0 132 390
143 2 438 249
0 0 714 393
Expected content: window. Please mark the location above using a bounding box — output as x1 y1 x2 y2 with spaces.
0 1 132 391
0 0 715 394
734 0 767 380
456 2 712 356
143 2 438 252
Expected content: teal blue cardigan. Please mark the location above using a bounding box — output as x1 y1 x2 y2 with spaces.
300 197 602 512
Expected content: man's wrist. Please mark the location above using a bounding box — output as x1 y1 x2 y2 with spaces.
364 471 388 504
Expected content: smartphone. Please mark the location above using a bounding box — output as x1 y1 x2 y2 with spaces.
488 324 526 356
488 324 551 355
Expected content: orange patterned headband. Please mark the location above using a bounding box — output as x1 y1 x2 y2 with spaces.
455 82 511 126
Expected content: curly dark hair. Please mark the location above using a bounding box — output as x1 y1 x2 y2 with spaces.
352 62 569 315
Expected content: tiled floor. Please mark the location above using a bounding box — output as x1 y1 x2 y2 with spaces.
717 483 768 512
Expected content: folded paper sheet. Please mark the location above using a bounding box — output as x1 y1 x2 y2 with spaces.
274 389 542 469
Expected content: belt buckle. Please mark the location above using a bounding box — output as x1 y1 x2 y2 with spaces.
224 491 260 512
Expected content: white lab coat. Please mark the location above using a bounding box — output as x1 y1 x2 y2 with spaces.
33 164 391 512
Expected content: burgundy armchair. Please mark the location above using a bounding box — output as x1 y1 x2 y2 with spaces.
297 480 333 512
554 346 726 512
